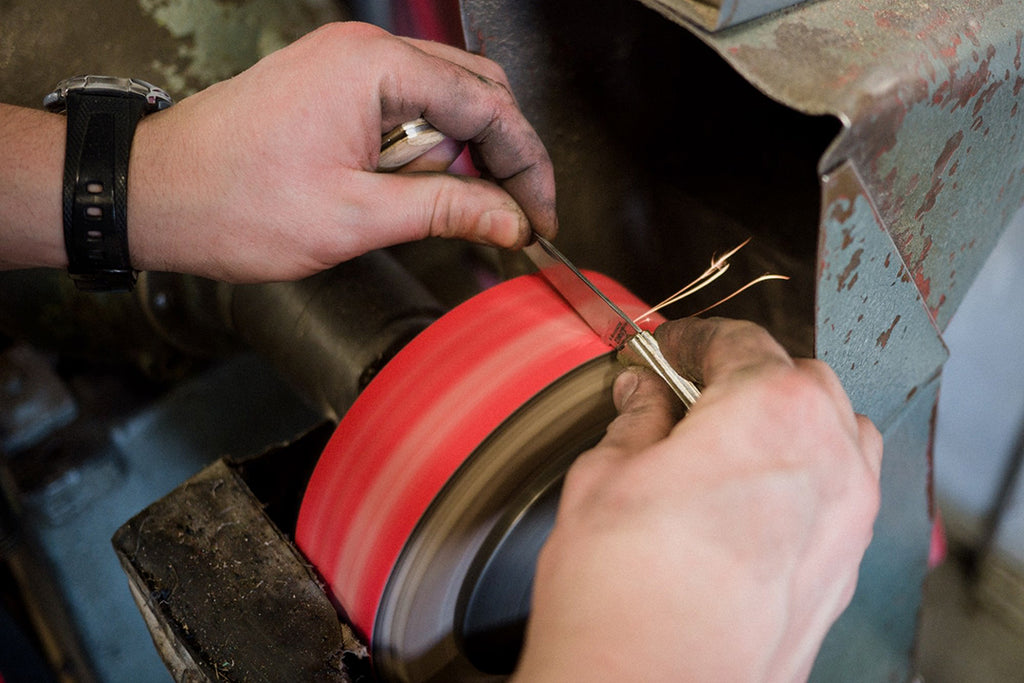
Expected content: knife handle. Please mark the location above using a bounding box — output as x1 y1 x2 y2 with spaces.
378 117 447 171
626 331 701 409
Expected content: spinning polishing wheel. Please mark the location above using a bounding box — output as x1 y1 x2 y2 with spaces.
296 271 663 682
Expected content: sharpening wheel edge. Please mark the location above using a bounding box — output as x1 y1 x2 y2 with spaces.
296 271 664 682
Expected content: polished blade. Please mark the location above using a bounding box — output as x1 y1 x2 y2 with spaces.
524 236 701 407
523 236 642 348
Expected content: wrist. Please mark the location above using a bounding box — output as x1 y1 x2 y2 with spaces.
127 94 236 280
0 105 66 270
126 114 175 275
44 75 172 291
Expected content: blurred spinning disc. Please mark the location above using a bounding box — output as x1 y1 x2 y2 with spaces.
296 271 660 682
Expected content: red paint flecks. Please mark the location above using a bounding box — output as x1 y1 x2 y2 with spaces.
915 180 944 220
837 248 863 292
973 80 1004 116
829 197 857 225
833 63 866 89
915 271 933 305
841 227 855 249
916 131 964 220
934 45 996 113
964 18 982 47
875 10 896 30
918 235 934 264
907 173 921 193
876 315 902 348
939 33 962 60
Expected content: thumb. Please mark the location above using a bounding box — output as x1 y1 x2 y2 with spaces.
556 369 682 516
363 171 533 249
594 368 684 457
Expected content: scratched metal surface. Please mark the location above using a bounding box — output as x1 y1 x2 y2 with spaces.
684 0 1024 333
635 0 809 31
818 161 948 432
813 161 943 680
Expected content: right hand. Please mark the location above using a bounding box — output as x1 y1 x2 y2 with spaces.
515 317 883 682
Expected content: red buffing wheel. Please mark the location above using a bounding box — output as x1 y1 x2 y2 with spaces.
296 271 661 682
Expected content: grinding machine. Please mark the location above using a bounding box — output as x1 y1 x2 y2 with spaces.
2 0 1024 681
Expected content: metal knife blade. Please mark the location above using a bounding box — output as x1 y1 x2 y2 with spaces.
523 236 701 407
375 120 700 405
523 236 642 348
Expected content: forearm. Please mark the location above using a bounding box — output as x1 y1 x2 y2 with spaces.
0 103 65 270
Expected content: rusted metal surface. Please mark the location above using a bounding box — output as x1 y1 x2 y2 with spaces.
635 0 809 31
818 161 948 431
814 161 944 679
461 0 828 356
682 0 1024 333
459 0 1019 415
812 374 939 680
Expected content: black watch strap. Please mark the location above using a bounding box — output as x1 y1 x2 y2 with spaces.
60 91 148 292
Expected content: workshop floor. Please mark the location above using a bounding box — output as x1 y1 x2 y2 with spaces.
917 550 1024 683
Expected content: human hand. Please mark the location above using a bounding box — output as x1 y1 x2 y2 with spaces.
127 22 555 282
515 318 882 682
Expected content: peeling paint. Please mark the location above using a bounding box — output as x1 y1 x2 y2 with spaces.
877 314 902 348
817 161 948 430
692 0 1024 329
915 131 964 220
838 248 864 292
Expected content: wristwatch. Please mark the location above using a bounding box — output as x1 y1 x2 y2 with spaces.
44 75 173 292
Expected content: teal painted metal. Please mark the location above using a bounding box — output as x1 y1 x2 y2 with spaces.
812 374 939 681
818 161 948 431
814 161 945 680
687 0 1024 332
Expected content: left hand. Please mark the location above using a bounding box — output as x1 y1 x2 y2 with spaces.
126 22 556 282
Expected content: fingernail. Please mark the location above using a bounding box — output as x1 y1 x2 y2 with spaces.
479 209 524 247
612 370 640 410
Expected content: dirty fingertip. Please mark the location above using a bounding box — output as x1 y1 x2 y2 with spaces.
612 369 642 411
478 208 528 248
